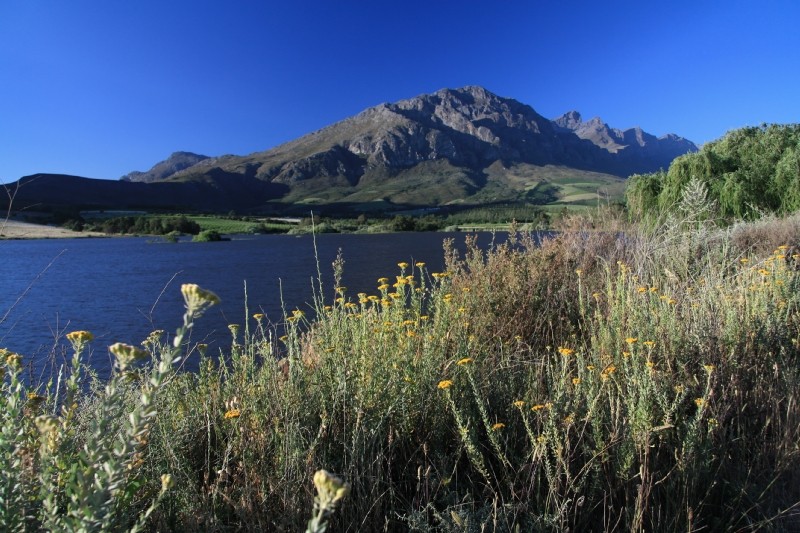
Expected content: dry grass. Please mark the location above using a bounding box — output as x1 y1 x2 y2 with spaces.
0 220 105 239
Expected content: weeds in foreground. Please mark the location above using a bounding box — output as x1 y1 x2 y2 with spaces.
2 213 800 531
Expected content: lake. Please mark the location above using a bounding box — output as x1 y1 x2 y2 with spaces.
0 231 506 379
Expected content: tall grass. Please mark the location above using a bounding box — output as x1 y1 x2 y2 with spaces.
2 211 800 531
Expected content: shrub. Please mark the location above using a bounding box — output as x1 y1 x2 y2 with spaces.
192 229 224 242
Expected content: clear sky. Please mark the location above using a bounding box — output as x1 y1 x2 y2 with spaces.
1 1 798 183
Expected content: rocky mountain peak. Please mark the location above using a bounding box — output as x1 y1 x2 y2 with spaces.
554 111 583 130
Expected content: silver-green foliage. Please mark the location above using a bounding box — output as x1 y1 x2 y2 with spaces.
0 284 218 532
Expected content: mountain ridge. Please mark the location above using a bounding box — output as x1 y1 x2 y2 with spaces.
164 86 695 186
5 86 697 214
120 151 210 183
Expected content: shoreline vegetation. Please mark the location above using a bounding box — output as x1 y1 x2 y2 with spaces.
2 125 799 529
2 206 799 531
1 203 557 240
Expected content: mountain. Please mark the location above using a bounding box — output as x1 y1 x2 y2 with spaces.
3 86 697 214
120 151 210 183
173 86 695 184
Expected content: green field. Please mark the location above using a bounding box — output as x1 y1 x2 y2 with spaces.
174 215 295 234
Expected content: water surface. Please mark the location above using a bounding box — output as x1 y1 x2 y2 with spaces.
0 232 506 378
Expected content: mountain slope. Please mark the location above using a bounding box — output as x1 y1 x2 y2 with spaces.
169 86 695 200
6 86 697 214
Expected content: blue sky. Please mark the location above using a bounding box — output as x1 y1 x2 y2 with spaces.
1 1 798 182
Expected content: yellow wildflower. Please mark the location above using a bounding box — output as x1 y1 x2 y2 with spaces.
27 392 45 406
694 398 705 407
224 409 241 419
557 346 575 357
491 422 505 431
109 342 148 370
572 377 581 386
415 262 425 267
398 262 409 269
531 404 547 411
437 380 454 390
252 313 264 321
456 357 473 366
181 283 221 311
703 364 715 374
643 340 655 348
313 469 350 506
604 364 617 374
513 400 525 408
625 337 638 344
161 474 175 491
66 330 94 344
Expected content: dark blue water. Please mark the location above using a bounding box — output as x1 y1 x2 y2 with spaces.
0 232 505 379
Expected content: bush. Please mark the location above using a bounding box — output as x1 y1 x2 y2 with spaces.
192 229 224 242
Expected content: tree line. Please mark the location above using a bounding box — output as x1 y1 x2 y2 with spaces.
83 215 202 235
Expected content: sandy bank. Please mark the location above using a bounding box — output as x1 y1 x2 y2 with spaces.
0 220 107 239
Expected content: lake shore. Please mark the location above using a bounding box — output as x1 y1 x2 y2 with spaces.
0 220 107 239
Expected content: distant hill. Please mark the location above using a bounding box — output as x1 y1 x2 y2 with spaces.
3 86 697 214
554 111 696 161
120 151 210 183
